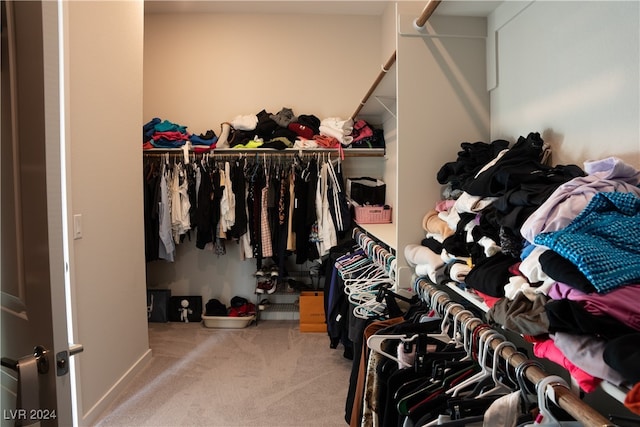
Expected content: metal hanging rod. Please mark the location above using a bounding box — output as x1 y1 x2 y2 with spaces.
417 279 616 427
142 148 385 158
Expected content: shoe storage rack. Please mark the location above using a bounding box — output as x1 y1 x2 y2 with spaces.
254 267 319 325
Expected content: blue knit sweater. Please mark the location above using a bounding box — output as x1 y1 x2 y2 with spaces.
534 191 640 293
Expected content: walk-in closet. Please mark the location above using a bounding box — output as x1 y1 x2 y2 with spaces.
4 1 637 426
137 0 640 425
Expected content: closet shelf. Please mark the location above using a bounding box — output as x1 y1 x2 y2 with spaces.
143 147 386 158
444 282 489 312
261 302 299 313
600 381 631 405
353 223 396 252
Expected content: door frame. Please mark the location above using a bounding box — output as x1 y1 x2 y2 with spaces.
42 1 77 425
1 1 76 425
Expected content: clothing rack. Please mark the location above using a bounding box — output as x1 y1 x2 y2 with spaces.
143 147 385 158
352 227 396 281
350 0 441 120
416 278 615 427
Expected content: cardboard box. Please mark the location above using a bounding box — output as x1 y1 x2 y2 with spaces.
299 291 326 332
300 323 327 333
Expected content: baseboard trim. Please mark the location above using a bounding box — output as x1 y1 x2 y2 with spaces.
79 348 153 426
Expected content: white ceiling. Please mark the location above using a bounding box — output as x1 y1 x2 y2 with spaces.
144 1 503 17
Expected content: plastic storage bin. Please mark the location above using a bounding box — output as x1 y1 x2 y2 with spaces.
354 205 392 224
202 315 255 329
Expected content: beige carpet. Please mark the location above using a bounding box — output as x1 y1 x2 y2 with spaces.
94 321 352 427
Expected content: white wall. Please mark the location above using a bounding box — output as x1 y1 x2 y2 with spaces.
144 12 382 132
487 0 639 414
489 0 640 168
65 2 149 424
143 12 383 304
394 13 490 284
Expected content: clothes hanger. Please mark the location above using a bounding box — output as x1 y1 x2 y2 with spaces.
514 358 545 413
347 282 389 306
447 329 504 397
398 357 480 416
340 257 379 280
422 414 486 427
352 295 388 320
457 315 480 362
428 290 448 315
475 340 518 398
367 327 453 365
439 302 466 337
458 328 506 398
521 375 583 426
451 309 474 349
366 333 422 368
345 280 394 303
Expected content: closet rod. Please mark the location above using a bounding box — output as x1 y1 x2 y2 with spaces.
417 279 615 427
414 0 442 29
350 51 396 121
350 0 441 120
142 148 385 158
353 226 395 256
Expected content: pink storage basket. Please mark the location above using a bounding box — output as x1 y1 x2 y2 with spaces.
354 206 392 224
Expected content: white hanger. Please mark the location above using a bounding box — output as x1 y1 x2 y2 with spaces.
366 334 421 368
451 309 474 349
458 315 479 361
448 329 504 396
476 340 518 398
348 287 380 305
352 297 387 320
521 375 583 426
439 303 465 336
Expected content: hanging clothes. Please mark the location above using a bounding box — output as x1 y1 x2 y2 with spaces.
143 152 347 265
195 162 212 249
228 157 248 240
286 164 297 252
170 162 191 243
260 167 274 258
219 161 236 234
143 158 161 262
317 159 337 257
158 162 176 261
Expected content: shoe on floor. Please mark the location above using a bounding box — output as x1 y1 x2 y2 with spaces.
265 280 277 295
269 264 279 278
256 279 273 294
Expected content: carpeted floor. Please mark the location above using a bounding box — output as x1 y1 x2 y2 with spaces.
94 321 352 427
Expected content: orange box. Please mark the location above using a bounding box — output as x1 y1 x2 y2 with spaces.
300 322 327 333
299 291 326 332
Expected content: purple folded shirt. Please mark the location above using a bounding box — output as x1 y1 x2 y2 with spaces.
548 281 640 331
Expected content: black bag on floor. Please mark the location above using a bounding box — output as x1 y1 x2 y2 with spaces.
205 298 228 316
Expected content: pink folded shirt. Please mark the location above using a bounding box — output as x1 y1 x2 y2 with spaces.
533 339 601 393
